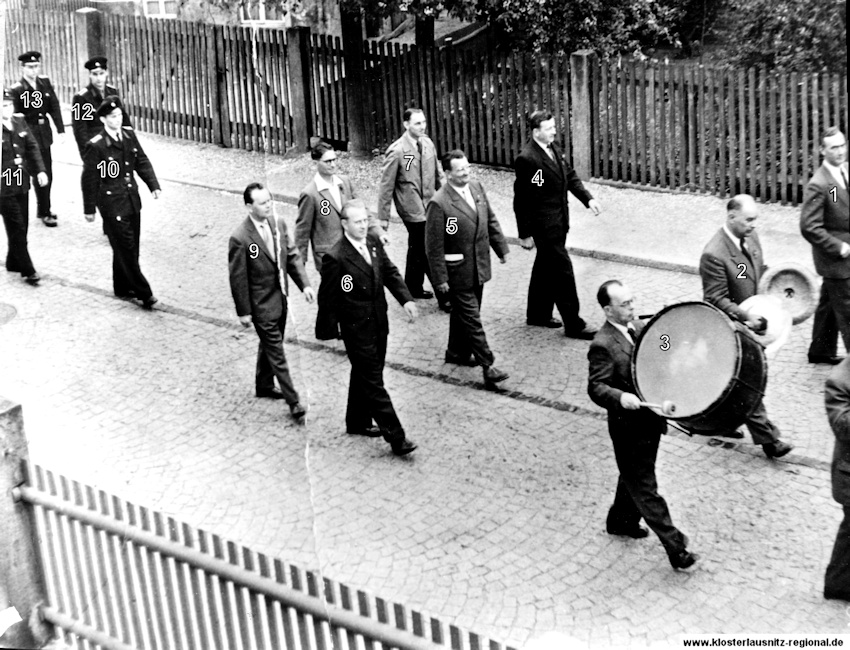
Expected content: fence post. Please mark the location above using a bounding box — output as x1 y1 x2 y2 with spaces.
570 49 597 180
285 26 314 154
0 397 51 646
73 8 104 86
340 7 371 157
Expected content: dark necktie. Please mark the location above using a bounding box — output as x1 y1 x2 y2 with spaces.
841 167 848 191
416 140 424 186
740 238 754 266
626 326 636 344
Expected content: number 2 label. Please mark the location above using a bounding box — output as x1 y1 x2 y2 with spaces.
736 263 747 279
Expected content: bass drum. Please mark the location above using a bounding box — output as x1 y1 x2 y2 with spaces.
632 301 767 432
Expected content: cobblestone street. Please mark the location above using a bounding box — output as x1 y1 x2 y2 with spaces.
1 134 845 647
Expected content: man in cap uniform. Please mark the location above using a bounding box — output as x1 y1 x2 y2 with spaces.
11 51 64 227
2 87 47 285
72 56 132 157
82 96 161 308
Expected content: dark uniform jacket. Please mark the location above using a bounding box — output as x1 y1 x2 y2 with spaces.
424 180 509 291
826 358 850 505
316 234 412 343
699 228 766 323
588 320 667 436
228 215 310 323
1 116 45 197
81 127 159 217
11 76 64 150
513 141 593 240
800 164 850 280
72 83 132 155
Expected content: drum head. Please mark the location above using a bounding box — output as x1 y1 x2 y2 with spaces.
633 302 740 418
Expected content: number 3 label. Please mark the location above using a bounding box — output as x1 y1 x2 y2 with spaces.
249 243 260 259
446 216 458 234
341 274 353 292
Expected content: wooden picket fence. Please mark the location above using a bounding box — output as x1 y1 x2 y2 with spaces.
3 10 80 104
16 462 516 650
6 0 96 11
593 58 849 205
307 33 348 146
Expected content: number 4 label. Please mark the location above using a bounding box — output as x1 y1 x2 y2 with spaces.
531 170 544 186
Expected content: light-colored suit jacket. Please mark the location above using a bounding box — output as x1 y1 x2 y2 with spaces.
699 228 767 323
800 164 850 280
424 181 509 291
377 132 444 224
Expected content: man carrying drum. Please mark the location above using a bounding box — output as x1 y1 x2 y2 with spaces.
699 194 794 459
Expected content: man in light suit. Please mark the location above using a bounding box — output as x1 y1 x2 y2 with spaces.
699 194 793 459
425 150 510 389
377 107 449 311
801 127 850 365
295 141 387 274
228 182 314 421
514 110 602 338
588 280 698 571
825 357 850 601
316 199 418 456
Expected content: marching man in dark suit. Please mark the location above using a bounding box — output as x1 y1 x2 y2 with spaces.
316 199 418 456
514 109 602 339
424 150 510 388
377 107 450 312
82 97 161 308
229 182 314 422
699 194 793 459
588 280 698 571
2 88 47 285
295 141 387 274
825 357 850 601
11 51 64 227
801 127 849 365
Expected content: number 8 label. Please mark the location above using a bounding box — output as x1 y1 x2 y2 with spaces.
320 199 331 216
446 216 458 235
341 274 353 292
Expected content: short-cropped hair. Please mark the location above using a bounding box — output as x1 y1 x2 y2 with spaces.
403 107 425 122
310 141 334 160
597 280 622 308
341 198 367 220
822 125 843 146
528 110 554 131
243 182 265 205
441 149 467 171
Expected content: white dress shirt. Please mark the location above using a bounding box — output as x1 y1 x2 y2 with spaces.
449 182 476 211
314 173 343 211
344 232 371 265
824 161 849 190
608 319 637 345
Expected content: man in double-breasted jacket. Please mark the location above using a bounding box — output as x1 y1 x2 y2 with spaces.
425 149 510 389
316 199 418 456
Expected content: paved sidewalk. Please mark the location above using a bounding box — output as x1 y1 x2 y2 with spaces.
1 130 845 647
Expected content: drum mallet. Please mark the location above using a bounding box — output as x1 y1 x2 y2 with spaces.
637 400 677 416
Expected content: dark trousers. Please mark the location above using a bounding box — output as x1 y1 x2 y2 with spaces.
253 309 300 406
102 208 153 300
809 279 850 357
1 193 35 277
402 220 433 294
342 329 405 442
826 504 850 598
743 399 781 446
447 283 495 366
34 145 52 216
607 429 687 558
528 231 585 331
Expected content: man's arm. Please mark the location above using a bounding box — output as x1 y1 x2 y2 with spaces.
316 252 341 340
826 361 850 442
699 252 750 322
294 191 316 266
279 219 311 293
482 185 509 259
587 343 624 411
44 79 65 134
513 154 535 240
71 94 92 155
800 181 847 258
128 133 160 193
377 145 400 224
81 139 102 215
228 236 252 318
21 129 46 176
564 163 593 207
379 240 414 306
424 199 448 288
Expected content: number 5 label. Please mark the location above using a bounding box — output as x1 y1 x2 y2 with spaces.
446 216 458 234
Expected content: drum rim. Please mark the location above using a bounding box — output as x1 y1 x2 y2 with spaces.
632 300 743 420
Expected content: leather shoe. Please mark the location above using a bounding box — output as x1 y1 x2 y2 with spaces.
411 290 434 299
527 318 562 329
391 438 417 456
763 440 793 459
713 429 744 439
348 426 383 437
607 525 649 539
438 300 452 313
256 388 286 400
142 296 159 310
809 354 845 365
40 213 58 227
445 351 479 366
24 273 40 285
289 402 307 420
824 589 850 601
669 550 699 571
483 365 509 384
565 325 598 340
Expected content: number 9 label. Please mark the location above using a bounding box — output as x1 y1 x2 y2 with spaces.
446 216 458 235
341 274 353 292
249 243 260 259
320 199 331 216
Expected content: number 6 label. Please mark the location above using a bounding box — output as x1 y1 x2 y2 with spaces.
446 216 458 234
249 243 260 259
341 274 353 292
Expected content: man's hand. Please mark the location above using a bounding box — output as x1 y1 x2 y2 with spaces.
620 392 641 410
57 133 67 146
744 315 767 333
239 314 253 328
435 282 449 293
402 301 418 321
588 199 603 216
520 236 535 250
152 189 162 199
36 172 48 187
840 242 850 259
379 231 390 246
303 287 316 304
84 213 96 223
499 253 509 264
